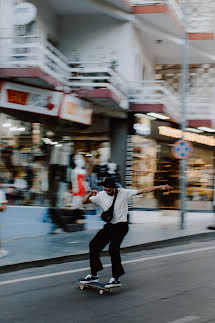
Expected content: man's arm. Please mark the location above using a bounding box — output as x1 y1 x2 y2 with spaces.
136 184 172 195
0 204 6 211
82 190 98 204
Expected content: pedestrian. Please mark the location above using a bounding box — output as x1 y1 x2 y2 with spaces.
0 181 8 257
81 177 172 287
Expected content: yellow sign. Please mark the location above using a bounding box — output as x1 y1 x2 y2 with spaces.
159 126 215 146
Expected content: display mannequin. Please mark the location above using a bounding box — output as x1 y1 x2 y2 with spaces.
107 162 121 185
93 147 110 187
71 154 90 208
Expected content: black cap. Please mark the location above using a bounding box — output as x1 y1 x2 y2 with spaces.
102 177 116 188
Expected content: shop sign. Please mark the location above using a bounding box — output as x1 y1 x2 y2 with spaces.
133 114 151 136
60 94 92 125
159 126 215 147
172 139 193 159
14 2 37 25
0 82 63 116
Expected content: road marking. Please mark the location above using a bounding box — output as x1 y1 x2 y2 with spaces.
122 245 215 265
1 245 215 286
169 316 200 323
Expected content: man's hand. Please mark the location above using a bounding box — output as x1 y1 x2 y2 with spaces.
90 190 98 197
82 190 98 204
159 184 172 192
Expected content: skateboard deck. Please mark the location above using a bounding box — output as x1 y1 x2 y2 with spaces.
77 278 121 295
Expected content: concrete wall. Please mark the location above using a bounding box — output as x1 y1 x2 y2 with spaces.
58 15 153 82
129 27 154 81
28 0 58 41
110 118 128 186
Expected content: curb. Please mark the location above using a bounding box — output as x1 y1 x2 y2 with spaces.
1 231 215 274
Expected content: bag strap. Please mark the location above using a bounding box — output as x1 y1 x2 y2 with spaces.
110 189 118 210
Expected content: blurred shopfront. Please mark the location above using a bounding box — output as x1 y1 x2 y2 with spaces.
129 113 215 211
0 82 122 208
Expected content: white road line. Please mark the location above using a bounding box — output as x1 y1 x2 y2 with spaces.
1 245 215 286
169 315 200 323
122 245 215 265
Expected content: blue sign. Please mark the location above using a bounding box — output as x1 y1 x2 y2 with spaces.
172 139 193 159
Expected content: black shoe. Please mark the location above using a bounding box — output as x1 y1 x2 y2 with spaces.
105 278 121 288
80 274 99 283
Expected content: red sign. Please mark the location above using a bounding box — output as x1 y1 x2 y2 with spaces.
7 89 29 105
0 82 63 116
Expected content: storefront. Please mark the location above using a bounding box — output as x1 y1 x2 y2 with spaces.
0 82 121 208
129 113 215 211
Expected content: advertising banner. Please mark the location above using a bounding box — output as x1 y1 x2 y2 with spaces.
60 94 92 125
0 82 63 116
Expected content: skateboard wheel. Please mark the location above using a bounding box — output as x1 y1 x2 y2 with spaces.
99 289 104 295
80 285 85 290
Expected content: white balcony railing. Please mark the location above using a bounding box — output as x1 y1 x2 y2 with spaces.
129 81 215 122
129 81 181 121
0 35 70 85
187 97 215 120
69 61 129 109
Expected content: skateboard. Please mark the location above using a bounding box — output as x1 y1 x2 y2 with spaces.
77 278 121 295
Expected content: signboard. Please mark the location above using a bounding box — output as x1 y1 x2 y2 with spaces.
60 94 93 125
0 82 63 117
14 2 37 25
133 114 151 136
172 139 193 159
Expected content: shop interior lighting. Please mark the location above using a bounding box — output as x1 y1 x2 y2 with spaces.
17 127 25 132
198 127 215 133
42 138 51 143
159 126 215 146
185 127 204 133
3 123 11 128
147 113 170 120
55 144 62 147
51 141 58 145
9 127 18 131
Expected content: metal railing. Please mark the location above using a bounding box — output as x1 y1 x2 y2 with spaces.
129 80 181 121
187 97 215 120
69 61 129 109
0 35 70 85
128 81 215 122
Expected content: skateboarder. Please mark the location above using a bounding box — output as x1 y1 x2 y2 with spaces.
81 177 172 287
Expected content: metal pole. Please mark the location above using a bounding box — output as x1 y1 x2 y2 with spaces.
180 0 188 230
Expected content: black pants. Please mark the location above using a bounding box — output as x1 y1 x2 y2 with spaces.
89 222 129 278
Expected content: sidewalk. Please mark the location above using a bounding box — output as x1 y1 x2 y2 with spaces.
1 211 215 273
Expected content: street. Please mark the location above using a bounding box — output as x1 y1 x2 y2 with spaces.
1 241 215 322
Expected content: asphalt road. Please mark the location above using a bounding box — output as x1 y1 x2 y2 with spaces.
1 241 215 323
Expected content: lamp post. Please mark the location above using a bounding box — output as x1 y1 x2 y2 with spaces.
180 0 189 230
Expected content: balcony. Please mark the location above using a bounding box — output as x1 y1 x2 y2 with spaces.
130 0 215 37
129 80 214 127
0 35 129 114
69 62 129 111
0 36 70 88
129 81 181 121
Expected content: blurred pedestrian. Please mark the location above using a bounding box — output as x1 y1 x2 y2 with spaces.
0 181 8 257
81 177 172 287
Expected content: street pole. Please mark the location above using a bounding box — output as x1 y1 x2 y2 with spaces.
180 0 188 230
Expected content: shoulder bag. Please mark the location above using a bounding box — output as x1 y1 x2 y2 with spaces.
101 189 118 223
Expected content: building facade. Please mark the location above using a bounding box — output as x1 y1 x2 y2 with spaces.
0 0 215 212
